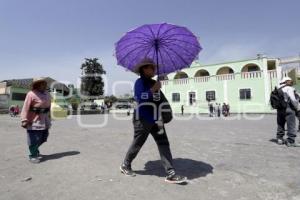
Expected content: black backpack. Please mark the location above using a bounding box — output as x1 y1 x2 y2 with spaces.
158 91 173 123
270 86 287 109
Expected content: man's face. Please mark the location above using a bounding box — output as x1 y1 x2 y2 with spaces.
142 65 156 77
287 80 293 86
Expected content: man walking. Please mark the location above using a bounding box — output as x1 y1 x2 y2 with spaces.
276 77 300 147
120 59 187 184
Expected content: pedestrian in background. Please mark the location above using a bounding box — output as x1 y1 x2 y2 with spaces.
14 105 20 117
275 77 300 147
21 78 52 163
217 103 221 117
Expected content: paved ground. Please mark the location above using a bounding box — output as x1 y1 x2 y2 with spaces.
1 114 300 200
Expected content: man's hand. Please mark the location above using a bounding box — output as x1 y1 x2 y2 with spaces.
21 121 28 128
151 81 161 93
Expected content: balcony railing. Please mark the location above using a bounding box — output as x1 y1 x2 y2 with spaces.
241 71 262 79
161 70 279 86
268 70 277 78
216 74 235 81
194 76 210 83
174 78 189 85
161 80 169 86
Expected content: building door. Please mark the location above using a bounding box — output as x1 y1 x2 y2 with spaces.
189 92 196 105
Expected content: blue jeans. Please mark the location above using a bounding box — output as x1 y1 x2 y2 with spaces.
27 129 49 158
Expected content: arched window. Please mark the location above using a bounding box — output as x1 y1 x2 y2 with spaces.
194 69 210 77
241 64 261 72
174 72 188 79
216 67 234 75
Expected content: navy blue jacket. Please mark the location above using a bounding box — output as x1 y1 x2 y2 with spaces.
134 76 159 124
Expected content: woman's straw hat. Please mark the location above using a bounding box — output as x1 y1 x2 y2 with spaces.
31 77 48 89
133 58 157 74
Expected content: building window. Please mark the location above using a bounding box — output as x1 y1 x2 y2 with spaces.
11 93 27 101
172 93 180 102
206 91 215 101
240 89 251 100
247 65 260 72
189 92 196 105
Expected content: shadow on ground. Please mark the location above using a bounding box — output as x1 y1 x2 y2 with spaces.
135 158 213 180
269 138 278 143
40 151 80 162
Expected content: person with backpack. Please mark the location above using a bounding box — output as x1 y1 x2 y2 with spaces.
271 77 300 147
120 59 187 184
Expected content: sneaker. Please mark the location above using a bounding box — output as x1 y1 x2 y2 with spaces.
165 174 187 184
286 141 300 147
29 157 40 164
120 164 136 177
37 152 45 159
277 138 285 145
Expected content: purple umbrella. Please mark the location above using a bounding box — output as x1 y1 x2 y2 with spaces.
115 23 202 77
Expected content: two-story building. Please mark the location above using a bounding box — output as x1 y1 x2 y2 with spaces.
160 55 299 114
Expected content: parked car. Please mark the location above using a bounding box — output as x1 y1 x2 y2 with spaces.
115 100 131 109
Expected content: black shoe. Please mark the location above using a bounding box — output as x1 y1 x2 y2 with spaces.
120 164 136 177
286 141 300 147
277 138 285 145
165 174 187 184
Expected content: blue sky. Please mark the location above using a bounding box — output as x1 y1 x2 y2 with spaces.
0 0 299 95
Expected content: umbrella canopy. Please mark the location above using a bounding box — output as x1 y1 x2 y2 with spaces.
115 23 202 76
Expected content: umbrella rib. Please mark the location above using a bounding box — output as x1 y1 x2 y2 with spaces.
157 47 166 75
117 36 152 45
162 45 190 67
161 33 197 41
127 43 154 68
159 26 182 39
145 25 156 39
162 33 196 40
156 23 164 38
161 38 201 49
129 30 153 39
144 43 155 59
159 45 178 73
116 42 151 55
118 44 152 63
160 41 199 58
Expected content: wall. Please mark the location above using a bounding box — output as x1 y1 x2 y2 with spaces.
161 58 279 113
8 87 30 108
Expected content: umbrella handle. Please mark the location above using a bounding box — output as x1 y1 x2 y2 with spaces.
154 39 160 81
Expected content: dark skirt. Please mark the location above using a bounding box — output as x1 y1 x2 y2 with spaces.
27 129 49 146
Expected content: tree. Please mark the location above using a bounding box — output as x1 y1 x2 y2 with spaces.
80 58 106 98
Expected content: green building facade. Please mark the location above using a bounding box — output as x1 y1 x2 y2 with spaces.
0 78 70 113
160 56 297 114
